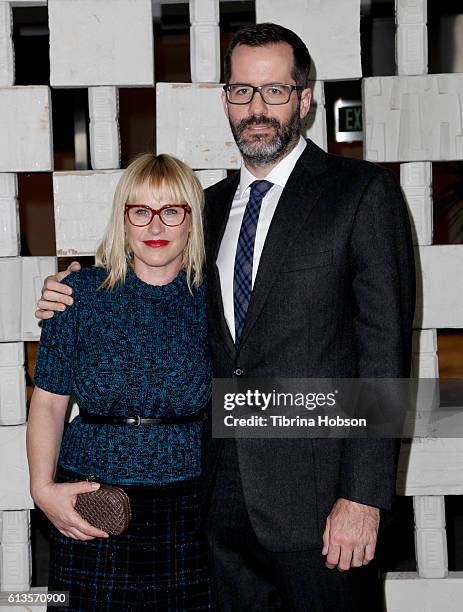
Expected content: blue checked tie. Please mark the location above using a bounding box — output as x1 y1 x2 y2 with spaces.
233 180 273 345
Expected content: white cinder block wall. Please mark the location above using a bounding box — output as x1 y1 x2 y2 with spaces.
0 0 55 596
0 1 462 609
382 1 463 609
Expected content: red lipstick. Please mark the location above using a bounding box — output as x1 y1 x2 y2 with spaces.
143 240 170 248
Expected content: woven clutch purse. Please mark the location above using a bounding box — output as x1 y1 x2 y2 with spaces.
75 485 131 535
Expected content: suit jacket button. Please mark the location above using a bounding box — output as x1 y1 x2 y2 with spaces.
234 368 244 376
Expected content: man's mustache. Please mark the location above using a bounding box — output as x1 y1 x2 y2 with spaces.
235 116 281 133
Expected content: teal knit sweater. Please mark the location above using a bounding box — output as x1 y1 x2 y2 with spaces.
34 266 212 485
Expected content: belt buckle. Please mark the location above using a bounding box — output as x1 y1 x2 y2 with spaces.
134 415 141 426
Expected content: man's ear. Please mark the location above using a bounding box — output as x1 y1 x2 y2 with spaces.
299 87 312 120
221 90 229 119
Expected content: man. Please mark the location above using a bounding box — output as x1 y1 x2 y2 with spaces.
37 23 415 611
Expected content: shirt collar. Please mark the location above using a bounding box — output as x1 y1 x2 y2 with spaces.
238 136 307 197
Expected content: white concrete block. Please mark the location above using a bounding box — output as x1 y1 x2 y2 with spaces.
156 83 240 169
396 25 428 76
0 2 14 87
414 527 448 578
411 330 438 378
396 0 427 26
363 75 463 162
397 439 463 496
302 80 327 151
0 258 21 340
410 329 439 416
0 257 57 342
414 495 445 529
0 173 19 256
189 0 219 23
88 87 120 170
49 0 154 87
415 529 448 578
190 24 220 83
0 343 23 367
0 424 33 510
0 511 30 543
400 162 432 245
9 1 46 5
195 169 227 190
0 362 26 425
395 0 427 75
414 496 448 578
190 0 219 83
403 399 439 437
255 0 361 81
53 171 123 256
412 329 437 354
0 87 52 172
21 258 57 341
415 246 463 329
385 572 463 612
0 542 31 590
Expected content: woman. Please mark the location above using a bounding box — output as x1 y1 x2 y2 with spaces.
26 153 212 611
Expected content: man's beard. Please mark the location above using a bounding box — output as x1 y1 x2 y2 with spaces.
229 109 301 166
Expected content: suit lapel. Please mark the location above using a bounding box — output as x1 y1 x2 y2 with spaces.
238 141 328 348
206 172 240 359
207 173 240 263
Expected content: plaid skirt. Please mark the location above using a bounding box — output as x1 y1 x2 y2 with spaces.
48 468 212 611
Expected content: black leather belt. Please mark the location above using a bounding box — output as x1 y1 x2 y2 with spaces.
80 411 206 426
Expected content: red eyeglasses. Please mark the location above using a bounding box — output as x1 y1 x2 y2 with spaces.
125 204 191 227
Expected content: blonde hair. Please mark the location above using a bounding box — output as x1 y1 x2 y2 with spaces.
95 153 205 291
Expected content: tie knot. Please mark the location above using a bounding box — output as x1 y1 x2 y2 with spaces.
250 180 273 200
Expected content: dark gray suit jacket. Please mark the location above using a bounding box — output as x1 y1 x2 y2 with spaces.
203 139 415 552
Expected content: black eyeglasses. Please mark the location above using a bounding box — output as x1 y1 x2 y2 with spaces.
125 204 191 227
223 83 303 105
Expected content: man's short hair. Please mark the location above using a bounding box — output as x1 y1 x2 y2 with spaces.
224 22 312 89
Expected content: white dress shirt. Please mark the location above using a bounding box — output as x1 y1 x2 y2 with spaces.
216 136 307 341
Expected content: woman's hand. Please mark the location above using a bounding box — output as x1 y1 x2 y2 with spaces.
27 390 108 541
33 481 109 540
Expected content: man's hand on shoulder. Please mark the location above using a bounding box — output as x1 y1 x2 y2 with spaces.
35 261 81 320
322 498 379 571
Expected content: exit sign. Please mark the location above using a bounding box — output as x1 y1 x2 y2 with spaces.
334 99 363 143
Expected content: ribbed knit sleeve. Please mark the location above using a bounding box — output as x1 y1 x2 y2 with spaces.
34 274 79 396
